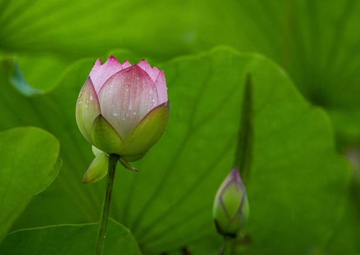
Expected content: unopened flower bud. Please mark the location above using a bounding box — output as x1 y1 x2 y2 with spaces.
76 56 169 162
213 167 249 237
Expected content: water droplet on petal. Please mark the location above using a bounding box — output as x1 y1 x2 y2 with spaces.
78 90 83 102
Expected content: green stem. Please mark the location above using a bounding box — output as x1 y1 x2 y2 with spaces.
219 236 237 255
235 74 253 184
96 154 119 255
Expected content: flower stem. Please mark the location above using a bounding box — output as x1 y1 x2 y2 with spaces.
219 236 236 255
96 154 119 255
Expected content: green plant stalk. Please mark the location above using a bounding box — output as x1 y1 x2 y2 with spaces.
96 154 119 255
220 236 236 255
235 73 253 184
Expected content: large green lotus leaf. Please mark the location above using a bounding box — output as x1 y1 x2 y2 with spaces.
324 189 360 255
1 0 360 129
0 219 142 255
117 48 350 254
0 0 251 60
9 53 71 92
324 148 360 255
0 48 349 254
0 127 60 243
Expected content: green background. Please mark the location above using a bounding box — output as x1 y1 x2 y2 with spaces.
0 0 359 254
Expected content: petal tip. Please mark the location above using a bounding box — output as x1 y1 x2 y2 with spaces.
93 58 102 66
105 55 120 65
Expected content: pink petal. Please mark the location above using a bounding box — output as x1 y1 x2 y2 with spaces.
154 70 168 104
137 59 160 82
121 60 132 69
90 56 126 94
98 65 159 139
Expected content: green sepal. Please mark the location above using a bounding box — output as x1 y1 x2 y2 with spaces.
92 145 105 157
83 153 109 184
120 102 170 162
119 157 138 172
91 114 123 155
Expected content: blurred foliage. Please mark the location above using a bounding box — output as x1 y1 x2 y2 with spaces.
0 127 60 243
0 219 141 255
0 0 359 254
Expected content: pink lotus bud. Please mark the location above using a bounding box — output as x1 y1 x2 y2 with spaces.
213 167 249 237
76 56 169 162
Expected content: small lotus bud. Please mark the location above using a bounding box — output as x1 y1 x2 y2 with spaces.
76 56 169 162
213 167 249 237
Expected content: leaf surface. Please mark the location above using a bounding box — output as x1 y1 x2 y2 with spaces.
0 219 142 255
0 48 349 254
0 127 60 243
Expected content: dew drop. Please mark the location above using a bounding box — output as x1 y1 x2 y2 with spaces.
113 112 118 116
89 95 93 100
78 90 83 99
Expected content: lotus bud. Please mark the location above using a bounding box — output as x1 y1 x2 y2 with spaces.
76 56 169 162
213 167 249 237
